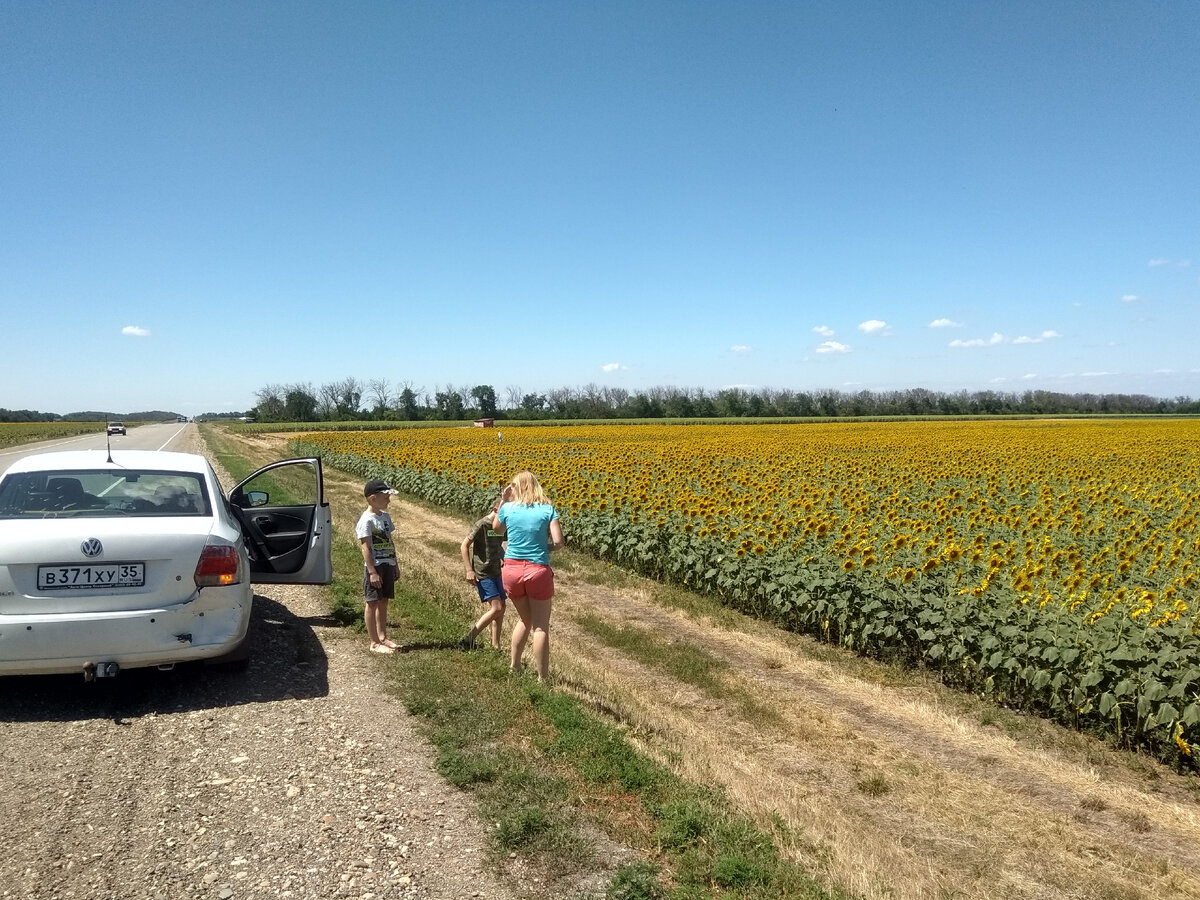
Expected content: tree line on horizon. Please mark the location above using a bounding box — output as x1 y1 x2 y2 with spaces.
0 408 205 423
246 379 1200 423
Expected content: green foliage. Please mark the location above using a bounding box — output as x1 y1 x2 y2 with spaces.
606 861 667 900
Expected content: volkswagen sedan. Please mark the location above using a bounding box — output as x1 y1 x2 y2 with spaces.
0 449 333 677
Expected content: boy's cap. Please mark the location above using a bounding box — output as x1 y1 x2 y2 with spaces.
365 478 398 497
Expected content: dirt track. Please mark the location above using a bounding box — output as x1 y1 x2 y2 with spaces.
388 485 1200 900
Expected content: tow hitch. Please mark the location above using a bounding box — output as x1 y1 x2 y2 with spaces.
83 661 120 681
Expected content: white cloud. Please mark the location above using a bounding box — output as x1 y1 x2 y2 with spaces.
949 332 1005 348
1149 258 1170 267
928 317 963 328
815 340 851 354
1081 371 1118 377
1013 330 1061 344
730 344 752 353
1149 258 1191 268
858 319 889 334
812 325 835 338
1022 373 1038 380
122 325 150 337
1120 294 1141 303
601 362 625 373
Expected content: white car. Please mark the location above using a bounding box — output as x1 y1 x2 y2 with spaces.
0 449 333 678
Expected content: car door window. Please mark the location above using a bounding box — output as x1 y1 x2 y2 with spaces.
232 461 320 509
229 458 332 585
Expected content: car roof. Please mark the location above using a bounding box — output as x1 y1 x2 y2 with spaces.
2 450 212 477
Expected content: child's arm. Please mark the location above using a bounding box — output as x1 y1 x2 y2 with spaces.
460 533 477 581
360 537 380 584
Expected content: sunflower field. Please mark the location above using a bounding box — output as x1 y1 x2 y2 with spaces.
0 422 106 448
290 419 1200 765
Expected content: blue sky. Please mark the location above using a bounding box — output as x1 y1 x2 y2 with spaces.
3 1 1198 416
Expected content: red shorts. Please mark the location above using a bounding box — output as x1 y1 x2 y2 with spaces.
502 559 555 601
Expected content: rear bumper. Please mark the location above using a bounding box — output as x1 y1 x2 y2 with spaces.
0 587 251 676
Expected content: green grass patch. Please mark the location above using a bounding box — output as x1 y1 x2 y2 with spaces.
364 569 838 898
572 612 785 730
198 423 260 481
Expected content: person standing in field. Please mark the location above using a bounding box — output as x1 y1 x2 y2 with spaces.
458 494 507 649
357 478 401 654
491 470 565 682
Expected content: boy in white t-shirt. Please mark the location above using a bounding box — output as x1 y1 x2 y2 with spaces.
357 478 400 654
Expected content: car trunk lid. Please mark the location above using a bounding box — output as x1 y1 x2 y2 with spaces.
0 518 219 615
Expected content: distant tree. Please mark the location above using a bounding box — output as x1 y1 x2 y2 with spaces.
662 388 694 418
366 378 392 417
714 388 748 418
396 387 421 421
0 408 59 422
520 393 546 414
546 387 578 418
814 390 840 417
253 384 286 422
435 387 465 420
625 392 662 418
335 377 363 418
283 383 319 421
470 384 497 418
319 378 362 419
500 385 520 410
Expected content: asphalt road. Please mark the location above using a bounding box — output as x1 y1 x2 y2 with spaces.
0 422 196 472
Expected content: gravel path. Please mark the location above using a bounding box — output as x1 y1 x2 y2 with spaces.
0 436 522 900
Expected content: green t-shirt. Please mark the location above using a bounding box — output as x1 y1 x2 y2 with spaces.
466 516 505 578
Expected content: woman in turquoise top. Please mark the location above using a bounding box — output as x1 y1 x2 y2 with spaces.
491 470 565 682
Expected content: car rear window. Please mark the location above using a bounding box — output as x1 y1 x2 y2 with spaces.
0 470 212 519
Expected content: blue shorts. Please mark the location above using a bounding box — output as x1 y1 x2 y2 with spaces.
475 576 507 603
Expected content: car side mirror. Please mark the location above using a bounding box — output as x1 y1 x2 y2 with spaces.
245 490 269 508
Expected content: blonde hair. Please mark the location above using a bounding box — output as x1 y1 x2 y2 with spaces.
508 470 549 506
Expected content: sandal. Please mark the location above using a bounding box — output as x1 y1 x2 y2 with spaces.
370 642 395 654
380 638 401 650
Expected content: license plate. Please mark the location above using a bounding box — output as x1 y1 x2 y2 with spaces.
38 563 146 591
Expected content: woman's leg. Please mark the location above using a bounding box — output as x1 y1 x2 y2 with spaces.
527 597 552 682
509 595 531 672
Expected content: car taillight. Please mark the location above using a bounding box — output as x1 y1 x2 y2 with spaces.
194 545 242 587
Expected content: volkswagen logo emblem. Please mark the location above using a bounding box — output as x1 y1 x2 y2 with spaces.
80 538 104 558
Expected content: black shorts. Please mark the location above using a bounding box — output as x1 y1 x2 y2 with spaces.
363 564 397 601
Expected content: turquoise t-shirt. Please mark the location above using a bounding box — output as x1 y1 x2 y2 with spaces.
497 502 558 566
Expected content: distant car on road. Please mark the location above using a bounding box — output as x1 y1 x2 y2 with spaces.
106 422 126 436
0 449 333 677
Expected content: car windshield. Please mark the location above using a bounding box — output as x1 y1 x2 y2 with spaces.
0 469 212 519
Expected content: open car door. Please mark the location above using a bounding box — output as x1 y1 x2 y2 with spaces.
228 457 334 584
